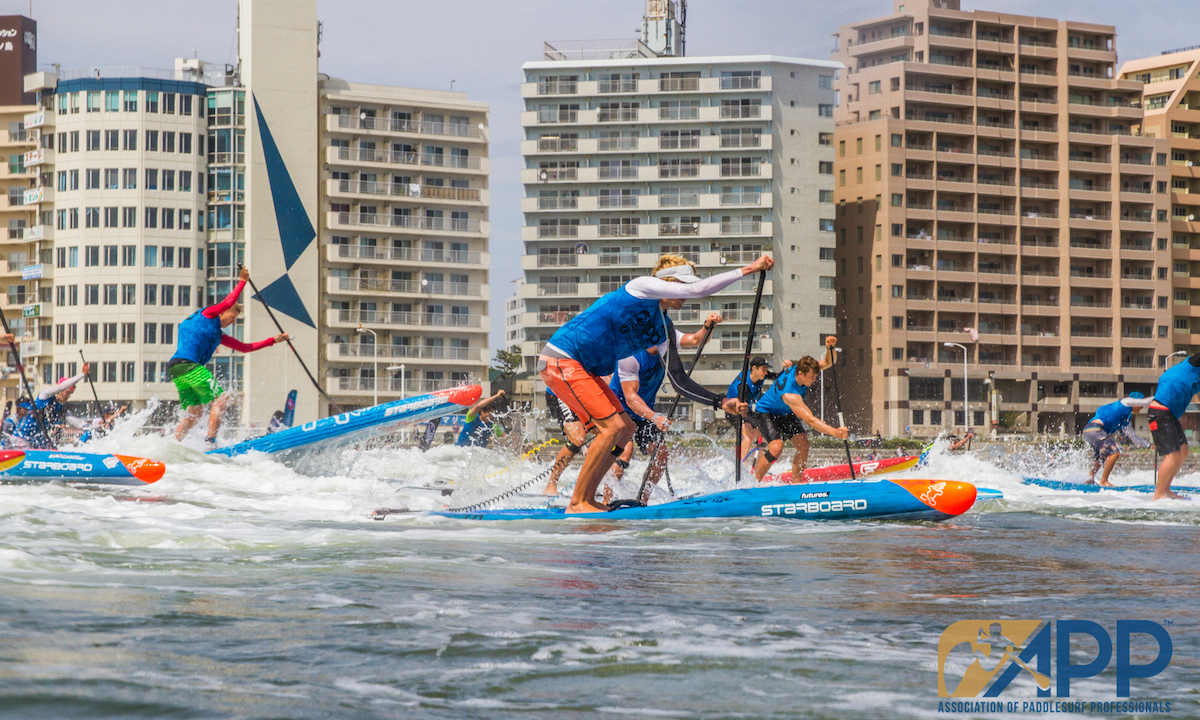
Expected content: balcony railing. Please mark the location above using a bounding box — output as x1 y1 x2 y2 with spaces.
659 136 699 150
719 105 761 119
721 221 762 235
719 76 761 90
598 224 639 237
597 166 639 179
336 179 480 202
537 311 579 324
598 80 639 93
335 245 481 264
720 192 762 206
536 254 578 267
334 377 474 393
660 193 699 207
334 277 481 296
537 80 578 95
335 343 474 360
597 109 639 122
336 114 481 138
659 165 701 178
537 224 579 238
335 309 481 328
598 137 638 151
659 107 700 120
538 137 578 151
659 222 700 236
335 212 481 233
597 195 639 208
720 134 762 148
538 196 578 210
720 164 761 177
538 283 579 295
598 252 639 266
659 77 699 92
537 110 579 124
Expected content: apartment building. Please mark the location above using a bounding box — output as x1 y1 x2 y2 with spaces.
520 43 838 419
0 104 39 403
319 79 491 407
23 69 209 407
1120 49 1200 365
831 0 1172 438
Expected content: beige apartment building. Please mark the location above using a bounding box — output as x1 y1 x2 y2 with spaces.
831 0 1172 438
319 79 491 408
1120 49 1200 366
0 105 40 403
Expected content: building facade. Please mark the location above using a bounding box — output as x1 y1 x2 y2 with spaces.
0 103 39 403
831 0 1172 438
1120 50 1200 364
24 70 209 407
519 47 838 419
318 79 491 407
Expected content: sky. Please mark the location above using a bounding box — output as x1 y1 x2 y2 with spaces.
11 0 1200 355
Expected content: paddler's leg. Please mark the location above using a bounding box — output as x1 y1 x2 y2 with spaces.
542 420 587 496
789 432 811 483
1098 451 1120 487
754 439 784 481
646 440 668 489
174 405 204 441
1149 405 1187 500
612 440 635 481
569 412 632 513
1155 445 1186 500
206 394 229 443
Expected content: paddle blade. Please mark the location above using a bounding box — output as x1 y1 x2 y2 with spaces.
890 479 976 517
445 384 483 406
114 455 166 484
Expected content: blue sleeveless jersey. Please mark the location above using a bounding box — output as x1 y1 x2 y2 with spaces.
546 287 665 376
1089 401 1132 434
1154 360 1200 418
455 414 492 447
610 349 665 420
755 367 809 416
15 397 63 448
726 369 765 401
172 311 224 365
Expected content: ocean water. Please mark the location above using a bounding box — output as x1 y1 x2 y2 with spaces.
0 425 1197 719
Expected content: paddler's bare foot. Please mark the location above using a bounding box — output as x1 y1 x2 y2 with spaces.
1098 480 1114 487
566 500 609 514
1153 490 1184 501
542 482 559 496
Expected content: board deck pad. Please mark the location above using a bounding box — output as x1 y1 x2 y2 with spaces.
1022 477 1199 494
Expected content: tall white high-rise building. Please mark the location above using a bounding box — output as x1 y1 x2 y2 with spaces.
519 44 840 418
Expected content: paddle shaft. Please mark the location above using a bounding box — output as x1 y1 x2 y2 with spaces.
239 267 342 414
734 269 767 486
634 320 716 504
828 350 855 480
0 307 55 449
78 349 103 418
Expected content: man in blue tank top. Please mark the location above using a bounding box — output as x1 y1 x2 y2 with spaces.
750 336 850 482
455 389 507 448
1082 392 1151 486
606 315 719 500
538 253 769 513
1148 354 1200 499
726 356 787 463
168 267 289 445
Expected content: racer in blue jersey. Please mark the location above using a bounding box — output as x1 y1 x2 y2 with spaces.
1082 392 1151 486
539 253 767 512
455 389 507 447
1147 353 1200 499
726 356 788 463
750 336 849 482
607 313 722 499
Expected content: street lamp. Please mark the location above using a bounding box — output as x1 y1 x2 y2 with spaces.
387 364 406 399
944 342 968 430
1167 350 1187 367
356 325 378 406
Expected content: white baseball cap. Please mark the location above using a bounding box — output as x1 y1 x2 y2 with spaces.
655 264 700 283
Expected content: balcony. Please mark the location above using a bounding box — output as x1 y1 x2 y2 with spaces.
719 76 762 90
330 212 483 234
328 244 483 265
331 146 486 173
331 179 481 203
328 308 482 329
334 113 483 139
330 377 473 395
330 276 483 297
718 105 762 119
720 221 763 235
331 343 480 362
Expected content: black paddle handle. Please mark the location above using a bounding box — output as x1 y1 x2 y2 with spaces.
734 269 767 486
237 265 342 414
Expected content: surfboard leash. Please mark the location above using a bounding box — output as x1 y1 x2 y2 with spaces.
443 436 595 513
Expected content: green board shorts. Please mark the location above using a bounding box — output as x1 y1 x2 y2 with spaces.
169 361 224 410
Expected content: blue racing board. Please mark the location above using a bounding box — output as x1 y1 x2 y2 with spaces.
434 477 980 522
208 385 482 458
1022 477 1200 494
0 449 165 485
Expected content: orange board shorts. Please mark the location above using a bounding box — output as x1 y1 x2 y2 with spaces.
539 355 622 428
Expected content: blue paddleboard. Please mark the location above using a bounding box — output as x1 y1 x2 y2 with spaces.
1022 477 1199 494
208 385 482 458
434 477 980 522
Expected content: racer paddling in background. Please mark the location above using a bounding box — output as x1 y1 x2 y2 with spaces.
12 366 92 448
538 253 766 513
750 336 849 483
1083 392 1151 486
455 389 507 447
168 267 289 445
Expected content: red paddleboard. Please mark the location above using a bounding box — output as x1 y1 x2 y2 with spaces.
770 454 919 484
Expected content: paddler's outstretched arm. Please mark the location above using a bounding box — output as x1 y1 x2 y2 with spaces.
220 332 288 354
817 335 837 371
663 333 745 416
679 313 722 347
783 392 848 439
466 389 506 417
204 267 250 318
37 366 89 401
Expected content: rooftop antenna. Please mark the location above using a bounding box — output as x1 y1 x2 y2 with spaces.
642 0 684 57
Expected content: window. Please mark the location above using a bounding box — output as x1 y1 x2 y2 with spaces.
145 168 158 190
179 170 191 191
819 247 835 261
121 284 135 305
161 208 174 229
104 129 118 150
85 207 100 228
818 161 833 174
161 285 174 306
818 104 833 117
145 130 158 151
178 285 191 307
144 285 157 306
180 210 192 230
891 134 902 147
163 93 175 114
144 323 157 344
869 80 881 94
162 170 175 191
819 189 833 203
145 92 159 113
161 247 175 268
103 284 117 305
912 409 924 425
179 133 192 154
819 75 833 89
84 246 99 266
181 95 192 115
69 208 79 229
122 129 136 151
86 130 100 151
103 207 118 228
69 169 79 190
162 131 175 153
123 90 137 112
122 322 136 342
144 207 157 228
819 305 836 318
819 219 835 232
818 132 832 146
104 167 118 189
84 284 99 305
85 168 100 189
144 246 158 267
144 362 158 383
70 131 79 152
103 323 117 343
102 362 117 383
122 207 136 228
891 163 903 176
121 245 136 266
121 362 135 383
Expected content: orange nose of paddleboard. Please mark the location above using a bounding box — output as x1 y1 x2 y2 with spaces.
115 455 166 484
891 478 977 517
446 384 482 406
0 450 25 473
